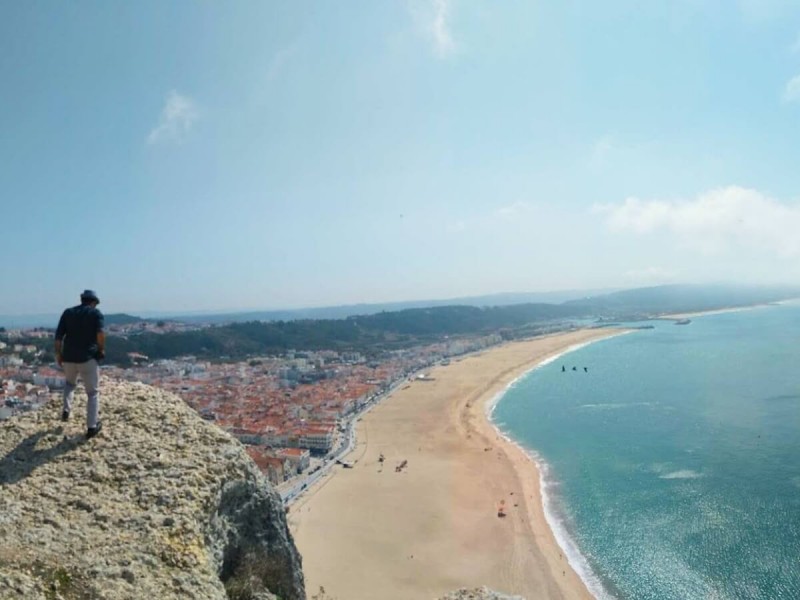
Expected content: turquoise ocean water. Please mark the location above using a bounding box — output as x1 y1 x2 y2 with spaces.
492 302 800 600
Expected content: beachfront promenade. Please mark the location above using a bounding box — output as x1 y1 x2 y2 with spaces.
280 372 420 504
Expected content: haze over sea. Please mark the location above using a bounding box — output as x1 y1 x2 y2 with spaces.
493 302 800 600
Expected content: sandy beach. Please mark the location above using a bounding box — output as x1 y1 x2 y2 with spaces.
289 329 624 600
659 304 772 321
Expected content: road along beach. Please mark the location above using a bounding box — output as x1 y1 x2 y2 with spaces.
289 328 625 600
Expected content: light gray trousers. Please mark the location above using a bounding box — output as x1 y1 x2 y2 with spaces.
62 359 100 428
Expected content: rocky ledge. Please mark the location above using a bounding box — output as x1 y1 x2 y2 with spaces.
0 380 305 600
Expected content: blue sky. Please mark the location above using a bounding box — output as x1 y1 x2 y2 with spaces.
2 1 800 315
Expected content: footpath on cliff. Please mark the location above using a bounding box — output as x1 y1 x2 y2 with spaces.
0 380 305 600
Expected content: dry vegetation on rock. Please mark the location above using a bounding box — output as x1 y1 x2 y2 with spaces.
0 380 304 600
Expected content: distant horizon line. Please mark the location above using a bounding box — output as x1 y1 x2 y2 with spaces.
1 285 629 321
3 282 800 327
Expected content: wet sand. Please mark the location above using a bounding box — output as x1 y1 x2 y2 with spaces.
289 329 624 600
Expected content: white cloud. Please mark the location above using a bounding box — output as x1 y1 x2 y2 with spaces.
147 91 199 145
782 74 800 103
431 0 455 57
409 0 456 58
595 186 800 258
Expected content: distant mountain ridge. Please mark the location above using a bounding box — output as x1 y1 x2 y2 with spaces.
88 284 800 365
0 312 148 329
166 283 800 325
104 313 146 326
565 283 800 316
0 288 619 328
166 288 623 325
4 284 799 332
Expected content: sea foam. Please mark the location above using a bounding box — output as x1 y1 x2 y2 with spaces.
485 331 631 600
659 469 703 480
578 401 654 410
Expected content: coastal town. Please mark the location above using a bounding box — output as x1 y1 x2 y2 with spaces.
0 323 502 495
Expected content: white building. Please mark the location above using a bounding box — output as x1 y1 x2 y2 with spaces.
296 426 334 453
229 427 266 445
262 429 290 448
272 447 311 474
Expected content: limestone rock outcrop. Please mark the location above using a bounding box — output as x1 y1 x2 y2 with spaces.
0 380 305 600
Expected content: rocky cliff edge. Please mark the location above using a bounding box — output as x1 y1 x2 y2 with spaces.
0 380 305 600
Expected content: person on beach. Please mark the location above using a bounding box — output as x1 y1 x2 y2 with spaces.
55 289 105 439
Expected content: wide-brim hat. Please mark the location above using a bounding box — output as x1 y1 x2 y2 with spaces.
80 289 100 304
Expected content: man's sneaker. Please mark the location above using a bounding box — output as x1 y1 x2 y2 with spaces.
61 410 70 422
86 421 103 440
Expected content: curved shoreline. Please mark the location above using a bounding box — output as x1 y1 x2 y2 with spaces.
289 328 628 600
484 333 631 600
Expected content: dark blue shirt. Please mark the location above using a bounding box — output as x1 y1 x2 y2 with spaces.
55 304 104 363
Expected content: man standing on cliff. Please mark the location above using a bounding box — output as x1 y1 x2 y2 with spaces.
55 289 105 439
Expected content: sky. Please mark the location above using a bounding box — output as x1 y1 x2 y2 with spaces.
2 1 800 315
